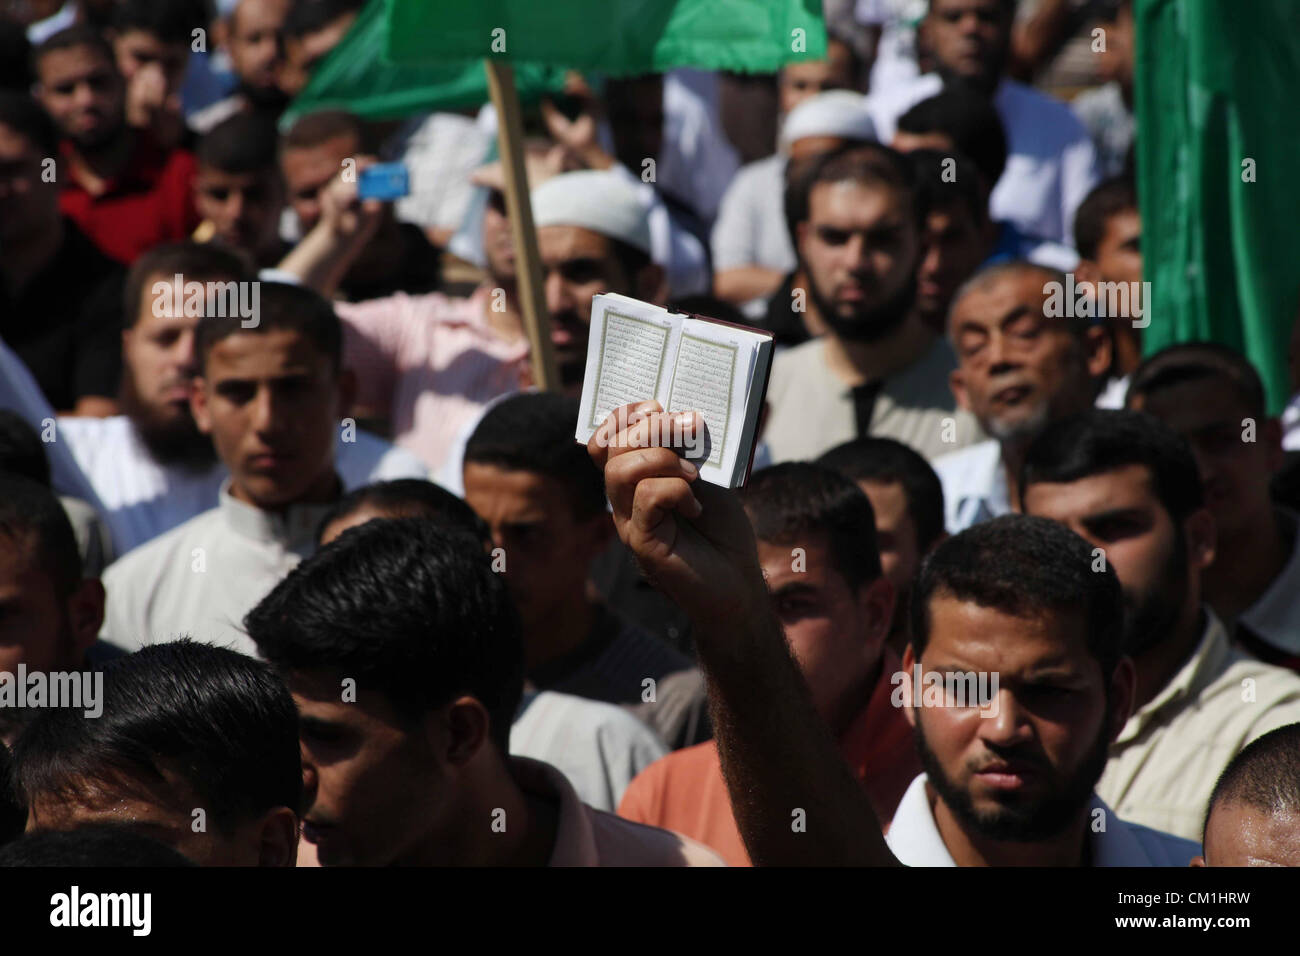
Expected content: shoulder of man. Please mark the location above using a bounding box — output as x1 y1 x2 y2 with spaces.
586 805 728 867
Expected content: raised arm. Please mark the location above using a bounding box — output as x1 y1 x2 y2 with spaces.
589 402 900 866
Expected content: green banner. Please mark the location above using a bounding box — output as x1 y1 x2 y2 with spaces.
1135 0 1300 412
385 0 827 75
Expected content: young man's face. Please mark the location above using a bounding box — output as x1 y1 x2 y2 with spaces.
35 45 125 148
949 271 1105 444
916 200 991 332
0 536 98 679
112 28 189 130
290 670 449 866
903 596 1131 842
754 535 891 727
1197 801 1300 867
778 39 856 115
227 0 290 95
1090 208 1143 288
796 179 920 342
922 0 1012 93
1023 464 1210 658
280 131 358 233
462 464 608 641
279 11 358 97
191 328 345 509
1129 378 1281 541
0 124 60 243
856 479 923 601
195 164 284 258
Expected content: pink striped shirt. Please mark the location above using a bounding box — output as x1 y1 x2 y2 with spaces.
336 286 530 473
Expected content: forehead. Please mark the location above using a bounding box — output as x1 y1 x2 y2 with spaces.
197 164 275 185
1206 802 1300 866
203 326 329 376
1135 375 1252 429
463 463 567 511
754 533 842 588
282 135 356 179
116 29 185 55
1023 463 1160 519
923 593 1093 672
537 224 613 263
234 0 290 31
289 668 404 729
807 178 905 224
38 45 114 81
858 479 910 527
1099 207 1141 243
953 271 1050 323
931 0 1006 18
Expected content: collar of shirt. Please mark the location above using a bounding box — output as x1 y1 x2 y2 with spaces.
885 773 1163 866
217 479 336 551
935 439 1008 530
1116 609 1229 744
1236 509 1300 655
509 755 602 866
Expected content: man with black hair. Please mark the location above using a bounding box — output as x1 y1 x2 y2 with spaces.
1193 722 1300 867
13 640 301 866
762 142 982 463
189 0 292 133
193 110 286 266
33 25 199 264
932 259 1111 532
819 436 948 652
1020 409 1300 840
463 392 708 749
0 90 124 415
0 475 110 746
586 406 1197 864
867 0 1099 248
99 282 419 653
56 242 424 556
1126 344 1300 671
244 518 720 866
0 824 193 866
619 463 917 865
1074 175 1142 407
278 0 363 98
108 0 207 147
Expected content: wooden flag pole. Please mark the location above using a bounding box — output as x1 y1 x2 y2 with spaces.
484 59 560 392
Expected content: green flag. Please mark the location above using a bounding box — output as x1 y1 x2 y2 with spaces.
284 0 567 127
385 0 827 74
1135 0 1300 413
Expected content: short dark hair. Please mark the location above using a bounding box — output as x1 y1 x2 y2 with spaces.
32 25 115 78
316 478 489 546
1073 174 1138 261
0 410 51 485
0 824 195 866
818 437 946 555
123 241 252 327
896 88 1008 191
0 743 25 847
908 147 988 226
281 108 361 153
12 640 303 833
245 519 524 754
1126 342 1267 420
1205 723 1300 842
1020 410 1204 524
785 142 926 249
464 393 606 519
0 91 58 157
740 462 882 591
0 475 81 598
194 280 342 372
910 514 1124 678
283 0 364 41
112 0 208 45
197 110 280 173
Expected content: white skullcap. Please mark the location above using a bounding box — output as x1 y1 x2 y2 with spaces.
531 170 652 255
778 90 877 151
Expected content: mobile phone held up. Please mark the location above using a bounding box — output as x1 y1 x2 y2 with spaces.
357 162 410 201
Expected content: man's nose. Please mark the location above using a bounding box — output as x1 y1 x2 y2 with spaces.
544 270 573 314
978 688 1030 745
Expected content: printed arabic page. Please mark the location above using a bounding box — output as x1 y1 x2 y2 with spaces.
666 319 759 483
576 294 680 442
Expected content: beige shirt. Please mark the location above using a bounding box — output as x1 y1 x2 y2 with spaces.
1097 611 1300 841
102 483 332 657
761 335 981 463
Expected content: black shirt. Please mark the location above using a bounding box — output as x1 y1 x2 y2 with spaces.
0 218 124 411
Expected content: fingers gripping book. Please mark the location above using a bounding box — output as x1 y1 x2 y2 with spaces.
575 293 774 488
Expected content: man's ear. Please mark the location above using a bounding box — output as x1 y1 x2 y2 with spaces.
856 575 895 657
949 366 971 412
254 806 300 868
635 262 668 307
190 376 213 434
67 578 105 658
899 641 917 727
584 509 616 556
1184 507 1217 572
1189 854 1207 867
439 696 491 768
1082 324 1113 379
1107 656 1136 744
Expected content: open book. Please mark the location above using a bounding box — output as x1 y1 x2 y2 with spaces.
575 293 774 488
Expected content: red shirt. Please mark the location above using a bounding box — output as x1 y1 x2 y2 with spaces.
617 648 921 866
58 134 199 264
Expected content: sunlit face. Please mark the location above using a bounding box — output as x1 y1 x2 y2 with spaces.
778 39 856 115
195 164 284 258
923 0 1012 91
1199 802 1300 867
191 329 343 508
754 536 889 725
291 669 449 866
916 202 990 330
35 45 124 148
905 596 1127 841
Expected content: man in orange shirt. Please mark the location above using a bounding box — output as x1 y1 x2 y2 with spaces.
618 462 920 864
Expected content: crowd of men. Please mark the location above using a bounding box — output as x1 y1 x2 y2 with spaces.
2 0 1300 868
